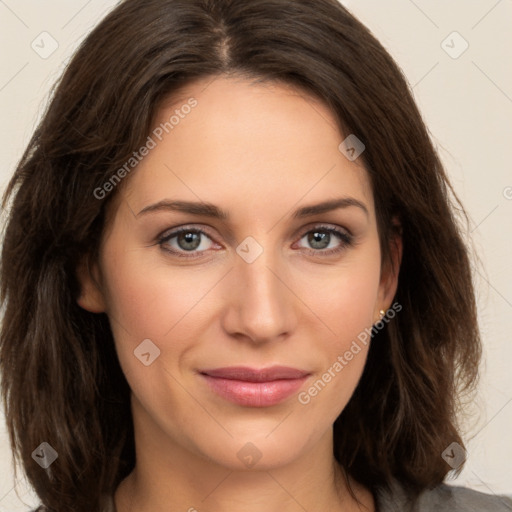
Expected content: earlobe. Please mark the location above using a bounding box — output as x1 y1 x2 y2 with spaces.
75 256 107 313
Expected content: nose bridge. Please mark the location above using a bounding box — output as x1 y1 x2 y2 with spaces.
223 237 296 342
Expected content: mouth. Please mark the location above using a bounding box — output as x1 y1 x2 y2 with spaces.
198 366 311 407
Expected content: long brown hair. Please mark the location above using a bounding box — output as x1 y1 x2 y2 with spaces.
0 0 481 510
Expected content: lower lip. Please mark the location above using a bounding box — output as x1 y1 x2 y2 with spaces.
201 374 309 407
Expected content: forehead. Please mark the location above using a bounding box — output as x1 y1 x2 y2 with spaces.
119 75 374 221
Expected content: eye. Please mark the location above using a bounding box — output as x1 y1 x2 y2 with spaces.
295 225 353 256
158 227 217 258
156 224 354 259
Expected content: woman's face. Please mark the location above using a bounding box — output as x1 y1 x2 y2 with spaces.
78 75 399 470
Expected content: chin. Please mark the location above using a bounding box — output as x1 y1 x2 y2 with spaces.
188 426 314 471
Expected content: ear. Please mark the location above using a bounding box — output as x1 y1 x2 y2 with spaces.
75 255 107 313
375 217 403 319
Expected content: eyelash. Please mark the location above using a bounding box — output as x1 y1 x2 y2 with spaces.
156 224 354 259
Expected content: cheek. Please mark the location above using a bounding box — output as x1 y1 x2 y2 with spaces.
295 250 381 411
102 235 382 358
99 247 212 422
101 227 381 386
101 245 214 341
99 241 236 410
300 248 382 340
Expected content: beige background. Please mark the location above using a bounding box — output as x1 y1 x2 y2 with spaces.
0 0 511 509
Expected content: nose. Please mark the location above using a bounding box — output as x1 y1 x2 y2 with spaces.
220 244 298 344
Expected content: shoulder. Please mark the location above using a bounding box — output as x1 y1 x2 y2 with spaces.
376 479 512 511
29 493 115 512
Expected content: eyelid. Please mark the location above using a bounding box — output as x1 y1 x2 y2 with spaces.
157 222 354 258
158 224 217 242
156 224 219 258
293 223 353 254
158 222 352 242
295 221 353 238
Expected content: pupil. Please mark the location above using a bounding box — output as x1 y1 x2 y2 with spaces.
178 232 201 251
309 231 329 249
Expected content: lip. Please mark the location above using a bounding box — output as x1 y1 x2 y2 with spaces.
199 366 310 407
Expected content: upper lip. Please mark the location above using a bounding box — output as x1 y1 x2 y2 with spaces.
200 366 310 382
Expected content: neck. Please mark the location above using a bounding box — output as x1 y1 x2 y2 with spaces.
114 398 374 512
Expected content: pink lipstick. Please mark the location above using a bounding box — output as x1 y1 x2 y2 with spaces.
199 366 310 407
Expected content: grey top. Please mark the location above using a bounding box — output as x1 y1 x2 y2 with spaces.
375 480 512 511
31 480 512 511
95 480 512 511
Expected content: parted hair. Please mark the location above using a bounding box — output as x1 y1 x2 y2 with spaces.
0 0 481 511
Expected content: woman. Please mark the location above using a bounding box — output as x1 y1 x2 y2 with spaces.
1 0 510 511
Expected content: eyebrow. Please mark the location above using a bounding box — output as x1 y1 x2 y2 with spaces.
136 197 369 219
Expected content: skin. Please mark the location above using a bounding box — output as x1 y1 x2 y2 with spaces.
77 75 401 512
